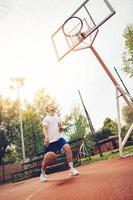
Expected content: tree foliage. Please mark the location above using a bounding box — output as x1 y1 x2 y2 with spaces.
64 104 89 141
121 105 133 140
92 129 112 143
102 118 118 135
122 24 133 77
122 106 133 126
64 105 95 155
18 104 43 159
89 118 117 149
0 96 19 164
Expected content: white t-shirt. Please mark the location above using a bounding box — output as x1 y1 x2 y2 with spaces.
42 114 63 143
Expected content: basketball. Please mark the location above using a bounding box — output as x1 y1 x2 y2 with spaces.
44 152 57 166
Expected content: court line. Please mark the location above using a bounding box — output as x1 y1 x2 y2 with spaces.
26 183 54 200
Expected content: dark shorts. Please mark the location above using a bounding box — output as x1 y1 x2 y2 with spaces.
44 138 68 154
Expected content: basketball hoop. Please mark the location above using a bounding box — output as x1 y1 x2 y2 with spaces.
62 16 84 38
51 0 116 60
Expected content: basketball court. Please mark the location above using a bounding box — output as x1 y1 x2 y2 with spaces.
0 1 133 200
0 157 133 200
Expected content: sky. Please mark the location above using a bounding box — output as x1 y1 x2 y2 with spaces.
0 0 133 130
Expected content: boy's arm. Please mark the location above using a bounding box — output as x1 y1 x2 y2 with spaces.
58 122 64 132
43 125 49 147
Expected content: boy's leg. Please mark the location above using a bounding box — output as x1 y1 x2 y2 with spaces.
63 143 79 176
41 158 47 172
40 145 51 182
63 143 73 162
40 158 48 182
40 142 58 181
41 146 49 172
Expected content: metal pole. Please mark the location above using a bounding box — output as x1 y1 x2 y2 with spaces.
10 77 26 163
114 67 133 102
78 89 103 157
121 123 133 148
18 86 26 162
90 46 133 110
115 86 122 157
30 114 37 154
19 109 26 162
78 89 95 134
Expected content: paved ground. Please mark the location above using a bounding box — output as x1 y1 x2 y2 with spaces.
0 157 133 200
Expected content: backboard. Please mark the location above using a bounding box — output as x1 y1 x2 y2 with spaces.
51 0 115 61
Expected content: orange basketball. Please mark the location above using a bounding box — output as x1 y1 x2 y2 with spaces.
44 152 57 166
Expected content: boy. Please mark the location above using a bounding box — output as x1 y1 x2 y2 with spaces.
40 104 79 182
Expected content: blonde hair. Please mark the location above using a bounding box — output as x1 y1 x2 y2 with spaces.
46 104 57 113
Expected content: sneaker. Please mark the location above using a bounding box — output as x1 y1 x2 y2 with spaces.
40 173 48 182
70 168 79 176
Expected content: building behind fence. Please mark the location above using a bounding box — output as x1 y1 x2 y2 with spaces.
0 163 21 183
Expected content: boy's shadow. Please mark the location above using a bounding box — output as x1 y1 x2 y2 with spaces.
48 176 78 186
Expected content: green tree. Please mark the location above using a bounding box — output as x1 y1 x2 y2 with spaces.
92 129 112 143
2 146 17 164
64 104 89 141
64 105 95 156
0 96 19 164
122 24 133 77
122 106 133 126
121 106 133 140
102 118 118 135
22 104 43 159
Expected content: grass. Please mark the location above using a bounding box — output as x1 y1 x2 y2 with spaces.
80 145 133 165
